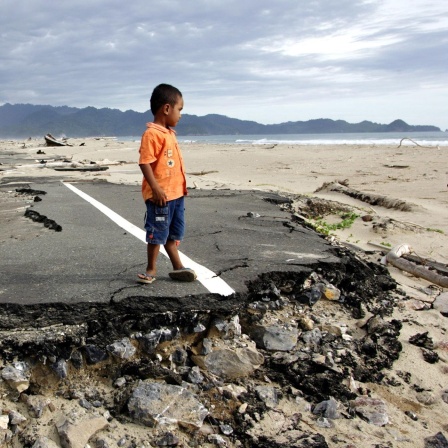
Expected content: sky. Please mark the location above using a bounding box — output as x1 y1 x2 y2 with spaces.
0 0 447 129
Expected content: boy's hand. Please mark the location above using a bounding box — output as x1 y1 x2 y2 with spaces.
140 163 167 206
151 185 167 206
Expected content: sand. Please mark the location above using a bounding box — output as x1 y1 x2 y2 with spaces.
1 136 448 446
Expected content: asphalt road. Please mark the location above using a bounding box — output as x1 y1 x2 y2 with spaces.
1 180 340 304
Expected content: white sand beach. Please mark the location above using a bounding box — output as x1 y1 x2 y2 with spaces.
1 136 447 446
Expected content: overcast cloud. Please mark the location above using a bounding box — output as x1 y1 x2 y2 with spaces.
1 0 447 128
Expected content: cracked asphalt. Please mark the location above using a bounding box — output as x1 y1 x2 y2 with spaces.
1 180 341 304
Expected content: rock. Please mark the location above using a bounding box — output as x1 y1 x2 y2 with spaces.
220 424 233 435
139 328 178 354
187 366 204 384
208 434 228 446
302 328 322 348
52 358 69 378
114 377 126 388
56 416 109 448
321 283 341 301
409 332 434 349
1 364 30 393
9 410 27 425
70 350 83 369
255 386 279 408
366 316 390 335
156 431 179 446
433 293 448 316
417 392 437 405
83 345 108 365
0 415 8 430
31 437 60 448
171 347 188 366
106 337 136 359
349 396 389 426
209 316 241 339
313 397 340 419
193 347 263 380
128 381 208 429
422 348 439 364
442 391 448 404
250 324 299 351
23 394 52 418
424 432 448 448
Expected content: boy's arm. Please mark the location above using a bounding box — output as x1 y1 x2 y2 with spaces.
139 163 167 206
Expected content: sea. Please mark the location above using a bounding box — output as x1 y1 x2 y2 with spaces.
120 131 448 147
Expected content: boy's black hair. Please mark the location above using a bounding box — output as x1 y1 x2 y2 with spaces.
150 84 182 115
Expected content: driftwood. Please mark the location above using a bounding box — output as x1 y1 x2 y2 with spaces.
384 244 448 288
44 134 71 147
315 181 416 212
397 137 433 149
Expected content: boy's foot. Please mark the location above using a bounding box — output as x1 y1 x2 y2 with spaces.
137 273 156 284
169 268 197 282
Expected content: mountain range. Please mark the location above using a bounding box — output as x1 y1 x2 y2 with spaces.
0 103 441 138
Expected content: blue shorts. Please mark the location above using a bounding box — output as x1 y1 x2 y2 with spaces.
144 196 185 245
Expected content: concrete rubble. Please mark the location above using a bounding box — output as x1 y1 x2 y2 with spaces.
0 246 446 447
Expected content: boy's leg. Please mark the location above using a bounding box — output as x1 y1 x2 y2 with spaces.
164 239 183 271
165 239 197 282
145 243 160 275
137 243 159 283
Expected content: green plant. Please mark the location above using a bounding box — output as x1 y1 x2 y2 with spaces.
311 212 359 235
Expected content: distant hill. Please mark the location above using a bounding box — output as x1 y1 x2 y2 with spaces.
0 103 441 138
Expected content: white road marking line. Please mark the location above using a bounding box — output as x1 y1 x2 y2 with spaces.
62 182 235 296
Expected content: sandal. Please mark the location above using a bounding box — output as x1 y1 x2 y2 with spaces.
137 273 156 284
169 268 197 282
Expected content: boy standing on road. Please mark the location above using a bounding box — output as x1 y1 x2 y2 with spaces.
137 84 196 284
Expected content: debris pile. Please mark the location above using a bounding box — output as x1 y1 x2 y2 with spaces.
2 247 440 447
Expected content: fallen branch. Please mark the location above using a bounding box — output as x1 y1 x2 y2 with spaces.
315 181 417 212
383 244 448 288
397 137 433 149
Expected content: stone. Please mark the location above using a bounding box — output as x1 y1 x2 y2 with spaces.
193 347 263 380
349 396 389 426
31 437 60 448
114 377 126 388
313 397 340 419
187 366 204 384
23 394 52 418
210 316 241 339
424 432 448 448
255 386 279 408
433 293 448 316
156 431 179 446
0 415 8 430
56 416 109 448
128 381 208 429
171 347 188 366
250 325 298 351
139 328 177 354
208 434 228 446
83 345 108 365
106 337 136 359
9 410 27 425
1 364 30 393
52 359 69 378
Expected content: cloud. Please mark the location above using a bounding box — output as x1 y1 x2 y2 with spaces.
0 0 447 128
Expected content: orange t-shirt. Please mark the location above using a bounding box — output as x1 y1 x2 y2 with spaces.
139 123 187 202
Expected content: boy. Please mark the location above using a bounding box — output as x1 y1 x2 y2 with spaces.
137 84 196 284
